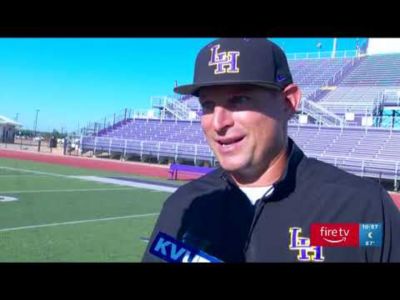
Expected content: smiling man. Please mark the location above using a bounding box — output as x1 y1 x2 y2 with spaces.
198 84 298 187
142 38 400 262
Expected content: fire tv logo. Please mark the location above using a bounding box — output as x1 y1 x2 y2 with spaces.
310 223 360 247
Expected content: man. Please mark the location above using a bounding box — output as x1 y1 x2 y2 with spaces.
142 38 400 262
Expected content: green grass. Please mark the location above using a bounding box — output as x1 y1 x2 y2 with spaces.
0 216 159 262
0 157 175 262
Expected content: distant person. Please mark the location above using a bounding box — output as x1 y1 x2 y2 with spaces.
63 138 68 155
142 38 400 262
67 137 74 155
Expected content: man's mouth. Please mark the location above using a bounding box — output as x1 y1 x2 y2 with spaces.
215 136 245 152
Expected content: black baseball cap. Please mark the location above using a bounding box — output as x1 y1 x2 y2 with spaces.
174 38 293 96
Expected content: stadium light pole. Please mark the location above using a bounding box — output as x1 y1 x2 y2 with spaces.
316 41 322 58
355 38 360 57
332 38 337 58
34 109 40 137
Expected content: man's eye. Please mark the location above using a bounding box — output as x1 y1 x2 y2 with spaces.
200 101 215 113
231 96 250 106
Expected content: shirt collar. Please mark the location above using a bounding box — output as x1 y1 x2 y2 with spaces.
220 138 304 200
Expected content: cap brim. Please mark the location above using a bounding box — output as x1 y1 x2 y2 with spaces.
174 80 283 96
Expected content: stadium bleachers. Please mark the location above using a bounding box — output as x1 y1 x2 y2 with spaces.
340 54 400 86
81 51 400 188
81 119 400 187
314 54 400 117
174 56 356 114
289 57 353 86
317 86 385 115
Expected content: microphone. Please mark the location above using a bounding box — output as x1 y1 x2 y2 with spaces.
149 232 223 263
181 231 212 252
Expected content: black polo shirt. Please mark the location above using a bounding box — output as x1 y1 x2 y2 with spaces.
142 138 400 262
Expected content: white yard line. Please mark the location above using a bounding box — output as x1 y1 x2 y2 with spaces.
0 213 160 233
70 176 177 193
0 166 176 193
0 166 69 178
0 187 139 194
0 174 51 178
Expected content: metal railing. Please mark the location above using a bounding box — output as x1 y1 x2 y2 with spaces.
151 96 199 120
80 134 399 189
289 115 400 130
318 101 376 114
165 97 192 120
308 55 363 101
326 56 362 87
82 136 216 165
306 152 400 189
300 98 344 126
82 108 135 136
287 50 359 60
381 89 400 106
1 137 81 156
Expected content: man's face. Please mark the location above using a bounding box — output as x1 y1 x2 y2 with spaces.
199 85 292 178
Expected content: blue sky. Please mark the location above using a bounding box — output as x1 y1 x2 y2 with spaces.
0 38 366 133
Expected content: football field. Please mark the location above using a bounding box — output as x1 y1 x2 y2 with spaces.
0 157 178 262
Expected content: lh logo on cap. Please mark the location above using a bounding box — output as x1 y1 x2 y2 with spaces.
208 44 240 75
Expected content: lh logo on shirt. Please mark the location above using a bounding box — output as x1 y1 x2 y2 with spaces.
289 227 325 262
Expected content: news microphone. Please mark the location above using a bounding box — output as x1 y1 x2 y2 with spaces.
149 232 223 263
181 230 212 251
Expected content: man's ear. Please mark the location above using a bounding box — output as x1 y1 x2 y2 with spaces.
282 83 302 116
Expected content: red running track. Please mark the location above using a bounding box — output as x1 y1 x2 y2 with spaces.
0 149 198 180
390 192 400 210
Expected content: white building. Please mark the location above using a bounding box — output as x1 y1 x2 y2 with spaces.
0 115 22 143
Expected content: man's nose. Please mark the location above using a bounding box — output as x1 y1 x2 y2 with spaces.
212 106 234 133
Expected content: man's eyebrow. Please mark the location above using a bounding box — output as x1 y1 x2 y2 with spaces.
200 93 249 101
229 94 248 98
227 93 251 101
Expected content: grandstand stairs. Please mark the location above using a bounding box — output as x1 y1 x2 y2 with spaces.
151 96 193 120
